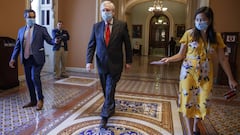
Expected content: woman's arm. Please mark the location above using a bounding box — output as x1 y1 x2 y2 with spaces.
160 43 187 63
218 47 238 89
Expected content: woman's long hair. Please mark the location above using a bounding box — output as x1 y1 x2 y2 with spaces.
192 7 217 44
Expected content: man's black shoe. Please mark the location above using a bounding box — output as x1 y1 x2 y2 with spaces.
99 117 108 129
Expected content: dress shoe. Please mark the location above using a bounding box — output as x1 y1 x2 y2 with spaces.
99 117 108 129
36 100 44 110
193 131 201 135
54 76 61 80
22 102 37 108
61 74 69 78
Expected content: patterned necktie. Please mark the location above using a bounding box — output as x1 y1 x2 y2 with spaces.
24 27 31 59
105 23 110 46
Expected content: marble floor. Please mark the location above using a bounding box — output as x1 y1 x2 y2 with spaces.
0 56 239 135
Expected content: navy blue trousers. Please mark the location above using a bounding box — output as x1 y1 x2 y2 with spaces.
23 55 44 103
99 72 121 118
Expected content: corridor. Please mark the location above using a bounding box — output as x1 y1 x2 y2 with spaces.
0 56 239 135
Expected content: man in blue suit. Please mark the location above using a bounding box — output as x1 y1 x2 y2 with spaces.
9 9 55 110
86 1 132 129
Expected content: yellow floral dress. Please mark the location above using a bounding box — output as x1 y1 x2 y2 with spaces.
178 29 225 119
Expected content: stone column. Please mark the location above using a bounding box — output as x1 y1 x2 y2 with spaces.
186 0 198 29
117 0 127 21
185 0 210 29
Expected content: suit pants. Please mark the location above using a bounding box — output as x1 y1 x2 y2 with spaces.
99 72 121 118
23 55 44 103
54 47 67 78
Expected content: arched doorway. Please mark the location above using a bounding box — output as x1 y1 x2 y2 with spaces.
149 14 169 56
124 0 187 56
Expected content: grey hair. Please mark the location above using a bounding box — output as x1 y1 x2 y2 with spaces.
100 1 115 11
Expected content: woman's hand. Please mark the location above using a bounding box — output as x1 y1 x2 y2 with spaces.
150 57 169 65
160 57 170 63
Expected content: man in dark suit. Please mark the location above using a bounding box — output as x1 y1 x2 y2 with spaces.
86 1 132 129
52 20 70 79
9 9 55 110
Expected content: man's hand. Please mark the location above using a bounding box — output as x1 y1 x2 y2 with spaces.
86 63 93 72
55 37 61 44
9 59 16 68
124 64 131 73
125 63 131 69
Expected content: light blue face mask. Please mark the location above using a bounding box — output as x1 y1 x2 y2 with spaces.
26 18 35 27
195 21 208 31
101 12 113 22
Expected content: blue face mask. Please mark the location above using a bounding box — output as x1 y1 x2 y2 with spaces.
26 18 35 27
101 12 113 22
195 21 208 31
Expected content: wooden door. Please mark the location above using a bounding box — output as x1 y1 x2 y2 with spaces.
149 14 169 56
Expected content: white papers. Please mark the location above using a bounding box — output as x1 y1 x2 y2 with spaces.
150 61 165 65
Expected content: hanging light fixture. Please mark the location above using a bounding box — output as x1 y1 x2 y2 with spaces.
148 0 167 16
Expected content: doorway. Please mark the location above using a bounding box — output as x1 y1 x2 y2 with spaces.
149 14 169 57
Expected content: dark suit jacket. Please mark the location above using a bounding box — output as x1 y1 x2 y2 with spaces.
52 29 70 51
11 24 54 65
86 18 132 74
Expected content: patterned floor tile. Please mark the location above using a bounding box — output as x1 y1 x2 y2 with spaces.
1 76 96 135
204 101 240 135
47 93 183 135
54 76 99 87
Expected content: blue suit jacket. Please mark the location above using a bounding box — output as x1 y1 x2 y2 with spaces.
52 29 70 51
11 24 54 65
86 19 132 74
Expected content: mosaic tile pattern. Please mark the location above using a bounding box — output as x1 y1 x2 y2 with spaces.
54 75 179 98
47 93 182 135
212 85 240 101
199 85 240 135
54 76 99 87
205 101 240 135
0 76 96 135
0 89 44 135
115 100 161 119
32 90 100 135
78 126 145 135
117 79 178 98
58 120 160 135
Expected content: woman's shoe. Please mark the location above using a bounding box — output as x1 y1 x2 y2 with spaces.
193 131 200 135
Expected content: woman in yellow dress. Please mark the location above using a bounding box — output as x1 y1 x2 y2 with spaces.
151 7 238 135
